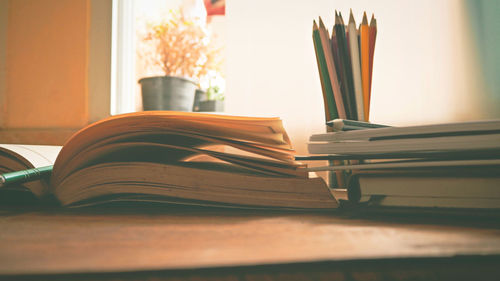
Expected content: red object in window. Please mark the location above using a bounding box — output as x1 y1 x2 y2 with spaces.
204 0 225 16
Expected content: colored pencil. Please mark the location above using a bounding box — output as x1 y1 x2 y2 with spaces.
312 20 338 121
347 10 364 121
360 12 370 121
334 11 357 120
368 14 377 114
318 17 346 119
339 12 357 120
330 29 342 96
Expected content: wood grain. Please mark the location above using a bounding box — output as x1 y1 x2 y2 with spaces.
0 206 499 277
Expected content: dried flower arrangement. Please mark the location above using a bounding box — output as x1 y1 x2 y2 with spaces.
138 9 223 86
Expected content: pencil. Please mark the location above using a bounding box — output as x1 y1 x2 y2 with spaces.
318 17 346 119
330 28 342 98
334 11 356 120
347 10 364 121
368 14 377 114
326 119 389 131
360 12 370 121
312 21 330 121
312 20 338 121
339 12 357 120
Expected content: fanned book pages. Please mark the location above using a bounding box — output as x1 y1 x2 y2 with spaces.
1 112 337 209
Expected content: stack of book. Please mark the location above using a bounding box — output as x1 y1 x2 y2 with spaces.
307 120 500 210
312 10 377 122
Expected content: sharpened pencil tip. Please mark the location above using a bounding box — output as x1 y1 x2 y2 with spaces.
313 21 321 33
362 11 368 25
349 9 355 25
370 14 377 26
318 16 327 30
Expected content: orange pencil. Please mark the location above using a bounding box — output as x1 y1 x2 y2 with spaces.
359 12 370 121
368 14 377 114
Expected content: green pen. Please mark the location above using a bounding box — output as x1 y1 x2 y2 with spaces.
0 165 53 188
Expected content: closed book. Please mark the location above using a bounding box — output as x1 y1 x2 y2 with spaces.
348 172 500 209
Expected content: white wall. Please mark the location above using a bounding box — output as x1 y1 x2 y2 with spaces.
225 0 486 155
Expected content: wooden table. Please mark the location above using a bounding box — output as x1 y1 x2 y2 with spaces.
0 205 499 280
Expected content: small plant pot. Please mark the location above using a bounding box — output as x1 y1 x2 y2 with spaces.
192 89 206 112
198 100 225 112
139 76 197 111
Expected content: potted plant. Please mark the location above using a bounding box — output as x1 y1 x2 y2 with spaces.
193 85 225 112
138 9 222 111
193 69 225 112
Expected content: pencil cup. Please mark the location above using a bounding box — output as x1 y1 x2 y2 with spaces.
326 126 347 189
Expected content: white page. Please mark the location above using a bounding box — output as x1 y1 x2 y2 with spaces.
307 159 500 172
308 134 500 155
0 144 61 168
0 145 62 197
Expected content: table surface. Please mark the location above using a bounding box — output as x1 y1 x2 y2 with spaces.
1 205 500 278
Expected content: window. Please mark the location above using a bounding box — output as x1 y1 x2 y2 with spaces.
111 0 226 115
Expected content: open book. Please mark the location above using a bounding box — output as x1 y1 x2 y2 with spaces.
0 112 337 209
0 144 61 198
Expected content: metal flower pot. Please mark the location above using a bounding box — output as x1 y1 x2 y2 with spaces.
198 100 225 112
139 76 197 111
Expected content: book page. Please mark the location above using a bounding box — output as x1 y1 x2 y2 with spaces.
54 162 336 209
0 144 61 197
53 112 296 187
308 134 500 155
0 144 61 168
310 120 500 142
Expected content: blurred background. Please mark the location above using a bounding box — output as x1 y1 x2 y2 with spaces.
1 0 499 157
